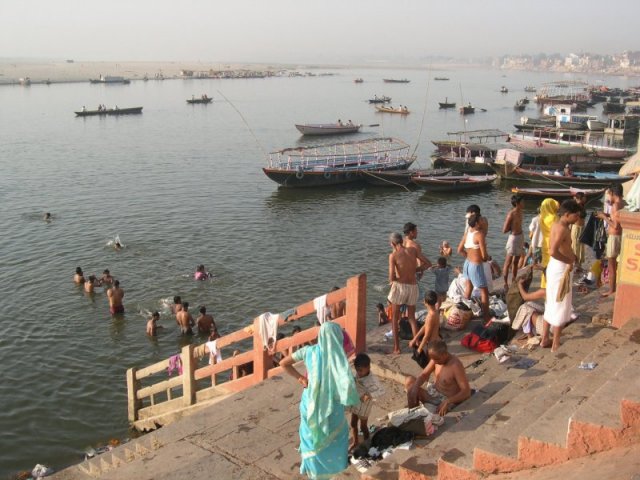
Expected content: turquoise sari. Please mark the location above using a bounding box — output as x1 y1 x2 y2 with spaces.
292 322 360 479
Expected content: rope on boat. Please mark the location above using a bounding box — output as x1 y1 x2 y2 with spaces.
216 89 268 160
361 171 411 192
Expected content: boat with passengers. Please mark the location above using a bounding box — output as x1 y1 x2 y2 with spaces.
262 137 415 187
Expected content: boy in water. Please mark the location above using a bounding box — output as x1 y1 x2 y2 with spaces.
376 303 390 325
100 269 114 286
146 311 163 336
74 267 85 285
84 275 99 293
176 301 195 335
349 353 383 449
429 257 452 308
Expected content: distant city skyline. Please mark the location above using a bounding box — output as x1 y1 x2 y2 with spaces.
1 0 639 63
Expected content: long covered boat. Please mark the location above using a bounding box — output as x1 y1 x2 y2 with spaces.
411 174 497 192
511 187 605 200
495 164 632 188
263 137 415 188
75 107 143 116
295 123 361 136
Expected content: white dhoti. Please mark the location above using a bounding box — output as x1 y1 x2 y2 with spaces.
544 257 573 327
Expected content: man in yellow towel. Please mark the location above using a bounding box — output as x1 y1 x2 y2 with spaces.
542 200 581 352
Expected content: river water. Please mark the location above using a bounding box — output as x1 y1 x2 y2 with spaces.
0 67 636 474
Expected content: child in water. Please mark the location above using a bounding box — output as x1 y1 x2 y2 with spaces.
194 264 211 281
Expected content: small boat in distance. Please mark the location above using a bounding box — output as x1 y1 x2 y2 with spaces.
368 95 391 104
412 174 497 192
187 94 213 104
295 122 362 136
354 78 363 83
500 86 509 93
383 78 410 83
434 77 450 81
524 86 537 92
89 75 131 84
376 105 410 114
439 97 456 109
514 100 526 111
75 106 143 117
460 103 475 115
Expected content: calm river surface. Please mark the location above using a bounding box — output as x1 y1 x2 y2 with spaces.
0 67 635 474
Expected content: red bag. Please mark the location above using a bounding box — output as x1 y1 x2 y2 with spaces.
460 322 509 353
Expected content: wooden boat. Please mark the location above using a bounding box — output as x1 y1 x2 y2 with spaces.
495 165 632 187
524 86 537 93
514 100 526 111
362 168 451 186
438 97 456 109
434 77 450 81
263 137 416 188
75 106 143 116
412 174 497 192
354 78 363 83
433 155 495 174
295 123 361 136
460 104 475 115
376 106 409 114
501 86 509 93
605 114 640 136
368 96 391 104
187 96 213 104
383 79 410 83
521 97 530 104
511 187 605 199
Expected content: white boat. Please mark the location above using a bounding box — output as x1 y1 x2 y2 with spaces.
586 119 607 131
295 123 361 136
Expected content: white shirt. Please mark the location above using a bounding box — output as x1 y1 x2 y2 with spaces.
529 216 542 248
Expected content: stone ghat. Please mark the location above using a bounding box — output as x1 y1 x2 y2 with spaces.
51 281 640 479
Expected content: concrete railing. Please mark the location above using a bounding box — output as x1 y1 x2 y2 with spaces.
126 273 367 427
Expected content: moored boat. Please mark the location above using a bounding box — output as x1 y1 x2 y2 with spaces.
375 105 410 114
602 102 626 114
511 187 605 199
75 106 143 116
368 96 391 104
586 119 606 131
524 86 537 93
460 104 475 115
383 78 410 83
295 123 361 136
495 165 632 188
433 155 495 174
514 100 526 111
412 174 497 192
439 97 456 109
262 137 416 188
354 78 363 83
434 77 450 81
501 86 509 93
89 75 130 84
187 95 213 104
362 168 451 187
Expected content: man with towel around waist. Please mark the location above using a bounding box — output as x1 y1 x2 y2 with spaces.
543 199 581 352
388 232 429 355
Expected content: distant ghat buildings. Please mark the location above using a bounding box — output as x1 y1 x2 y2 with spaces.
495 51 640 75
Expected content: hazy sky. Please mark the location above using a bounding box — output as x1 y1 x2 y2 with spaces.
1 0 639 63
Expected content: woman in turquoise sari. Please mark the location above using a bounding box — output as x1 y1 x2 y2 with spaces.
280 322 360 479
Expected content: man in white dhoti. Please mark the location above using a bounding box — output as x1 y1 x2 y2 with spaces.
543 199 581 352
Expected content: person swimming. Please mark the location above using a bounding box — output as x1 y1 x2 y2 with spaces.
44 212 52 222
194 264 211 281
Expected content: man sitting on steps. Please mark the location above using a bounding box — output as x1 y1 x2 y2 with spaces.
405 340 471 416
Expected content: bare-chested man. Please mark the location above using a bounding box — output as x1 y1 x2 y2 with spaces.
543 199 580 351
176 301 195 335
196 305 217 335
84 275 99 293
403 222 433 279
171 296 183 315
388 231 424 354
408 290 440 357
406 340 471 416
74 267 85 285
107 280 125 315
597 184 626 297
502 195 525 289
100 269 114 286
146 311 164 336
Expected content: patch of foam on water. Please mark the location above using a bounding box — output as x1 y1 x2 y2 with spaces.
373 284 388 292
106 235 125 249
159 297 174 314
